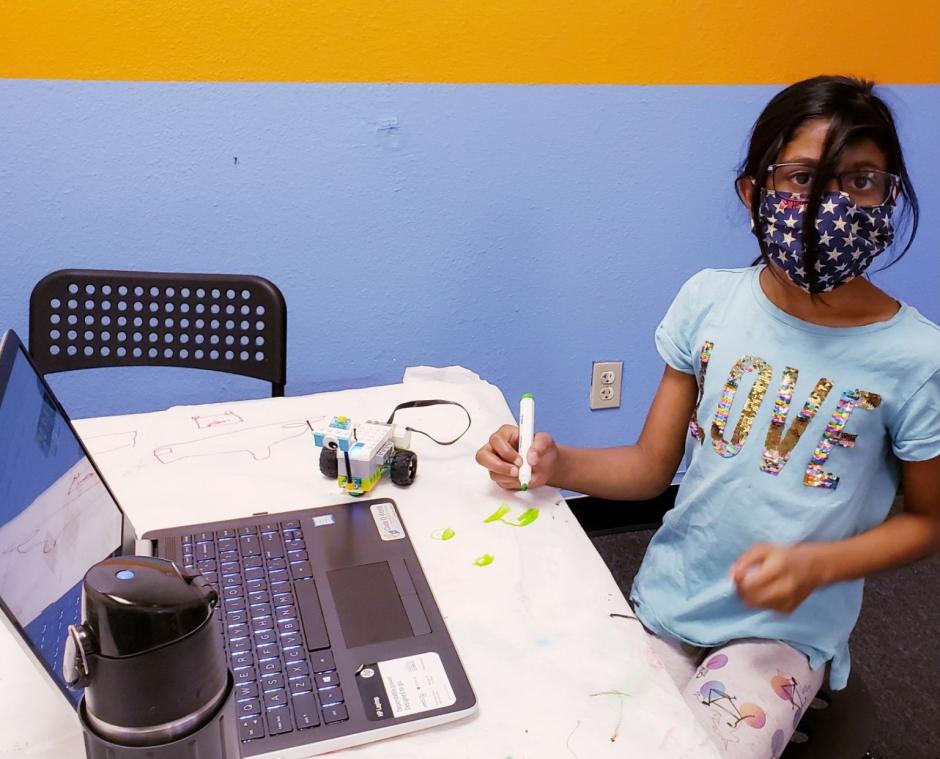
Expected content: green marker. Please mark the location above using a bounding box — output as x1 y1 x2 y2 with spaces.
518 393 534 491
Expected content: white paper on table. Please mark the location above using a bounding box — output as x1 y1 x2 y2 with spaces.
1 368 721 759
402 365 484 384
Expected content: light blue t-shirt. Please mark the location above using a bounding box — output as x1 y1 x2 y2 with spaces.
630 266 940 689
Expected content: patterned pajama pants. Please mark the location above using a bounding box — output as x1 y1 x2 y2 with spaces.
644 629 826 759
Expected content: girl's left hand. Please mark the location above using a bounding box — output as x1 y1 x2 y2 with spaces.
730 543 825 613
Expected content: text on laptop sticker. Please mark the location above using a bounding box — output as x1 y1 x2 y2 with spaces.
370 502 406 541
356 652 456 721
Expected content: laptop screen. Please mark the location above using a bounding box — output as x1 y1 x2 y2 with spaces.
0 336 126 703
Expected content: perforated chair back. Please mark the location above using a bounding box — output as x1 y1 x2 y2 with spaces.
29 269 286 396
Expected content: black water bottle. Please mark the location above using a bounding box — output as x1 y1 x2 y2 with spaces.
62 556 240 758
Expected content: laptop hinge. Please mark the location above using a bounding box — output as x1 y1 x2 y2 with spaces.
134 539 155 557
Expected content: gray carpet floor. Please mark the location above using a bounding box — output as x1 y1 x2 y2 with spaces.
590 529 940 759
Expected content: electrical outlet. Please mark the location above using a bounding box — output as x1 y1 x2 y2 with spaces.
590 360 623 409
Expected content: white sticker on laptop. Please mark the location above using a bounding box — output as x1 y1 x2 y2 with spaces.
370 502 405 541
377 652 456 718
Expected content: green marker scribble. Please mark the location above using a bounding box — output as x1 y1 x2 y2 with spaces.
431 527 456 541
484 504 511 523
507 507 539 527
473 553 494 567
590 689 631 743
484 504 540 527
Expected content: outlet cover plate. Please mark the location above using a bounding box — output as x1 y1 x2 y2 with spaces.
590 360 623 409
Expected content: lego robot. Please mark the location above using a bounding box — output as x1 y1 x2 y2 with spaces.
311 415 418 496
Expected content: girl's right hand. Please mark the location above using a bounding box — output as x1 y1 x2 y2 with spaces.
474 424 559 490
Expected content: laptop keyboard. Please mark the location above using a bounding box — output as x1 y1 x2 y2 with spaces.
179 520 348 745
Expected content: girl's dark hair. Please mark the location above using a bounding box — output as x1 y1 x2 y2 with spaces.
738 75 918 292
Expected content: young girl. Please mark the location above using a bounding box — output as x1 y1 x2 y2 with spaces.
476 75 940 759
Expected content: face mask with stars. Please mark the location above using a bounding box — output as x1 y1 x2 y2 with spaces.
757 188 895 293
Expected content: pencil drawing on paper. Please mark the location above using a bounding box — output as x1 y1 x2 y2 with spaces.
82 430 138 456
152 417 324 465
192 411 244 429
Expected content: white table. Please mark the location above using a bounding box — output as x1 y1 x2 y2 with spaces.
0 366 719 759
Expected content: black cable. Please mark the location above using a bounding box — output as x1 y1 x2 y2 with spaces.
385 399 472 446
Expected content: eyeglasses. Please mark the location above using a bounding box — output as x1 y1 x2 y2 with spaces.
768 163 900 207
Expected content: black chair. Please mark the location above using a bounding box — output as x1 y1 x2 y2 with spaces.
568 490 877 759
29 269 286 396
785 670 876 759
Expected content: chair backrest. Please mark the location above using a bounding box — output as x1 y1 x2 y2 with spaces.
29 269 286 396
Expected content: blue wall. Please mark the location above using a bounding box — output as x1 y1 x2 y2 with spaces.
1 83 937 453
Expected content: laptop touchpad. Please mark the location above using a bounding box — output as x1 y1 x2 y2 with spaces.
328 561 424 648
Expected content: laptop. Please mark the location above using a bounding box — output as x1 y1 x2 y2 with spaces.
0 329 476 757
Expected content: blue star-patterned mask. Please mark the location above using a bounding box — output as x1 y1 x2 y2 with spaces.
758 189 894 293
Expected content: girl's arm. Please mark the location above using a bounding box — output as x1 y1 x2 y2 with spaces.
812 455 940 582
733 455 940 612
476 366 698 500
550 366 698 499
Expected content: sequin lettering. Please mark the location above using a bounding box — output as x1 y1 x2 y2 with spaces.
689 341 714 443
761 370 834 475
690 340 882 486
711 356 773 458
803 389 881 489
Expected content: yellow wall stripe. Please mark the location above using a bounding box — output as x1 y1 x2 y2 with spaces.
2 1 938 84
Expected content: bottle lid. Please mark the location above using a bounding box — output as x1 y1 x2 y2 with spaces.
83 556 216 658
